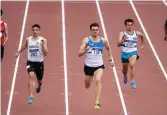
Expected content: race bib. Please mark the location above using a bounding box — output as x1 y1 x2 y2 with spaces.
91 48 102 55
124 42 136 48
29 48 39 57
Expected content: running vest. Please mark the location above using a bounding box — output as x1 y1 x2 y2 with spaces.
85 36 104 67
27 36 44 62
121 30 138 53
0 21 6 45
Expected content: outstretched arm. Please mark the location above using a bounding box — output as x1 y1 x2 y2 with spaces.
4 24 9 46
15 37 28 58
103 38 114 66
18 37 28 53
117 31 126 47
78 37 89 57
136 31 144 47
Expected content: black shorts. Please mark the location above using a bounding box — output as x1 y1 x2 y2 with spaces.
84 65 105 76
1 45 4 61
26 60 44 80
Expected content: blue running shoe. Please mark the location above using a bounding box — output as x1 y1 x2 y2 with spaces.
36 87 41 93
131 81 136 89
28 96 33 104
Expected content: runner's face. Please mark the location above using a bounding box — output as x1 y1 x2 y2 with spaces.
91 26 99 37
125 22 134 31
32 27 40 37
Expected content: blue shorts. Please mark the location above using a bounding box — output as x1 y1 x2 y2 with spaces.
121 51 139 63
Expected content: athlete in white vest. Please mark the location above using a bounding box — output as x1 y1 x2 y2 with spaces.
117 19 144 89
78 23 114 110
15 24 48 104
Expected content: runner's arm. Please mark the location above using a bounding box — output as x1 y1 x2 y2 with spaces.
4 24 9 45
136 31 144 46
78 37 89 57
41 38 48 56
18 37 28 53
103 38 113 61
117 32 125 47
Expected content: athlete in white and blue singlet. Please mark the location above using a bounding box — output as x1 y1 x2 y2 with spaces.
78 23 114 110
15 24 48 104
117 19 144 89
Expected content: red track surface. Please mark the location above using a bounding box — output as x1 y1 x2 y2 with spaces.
1 2 27 115
65 3 123 115
1 1 167 115
100 1 167 115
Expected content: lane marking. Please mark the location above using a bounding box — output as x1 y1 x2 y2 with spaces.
1 0 165 3
3 0 165 2
48 72 64 75
60 93 72 95
6 91 18 95
8 77 20 80
60 78 70 80
6 1 30 115
95 0 128 115
129 0 167 80
60 112 72 114
162 0 167 6
61 0 70 115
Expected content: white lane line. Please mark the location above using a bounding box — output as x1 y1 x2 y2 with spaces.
6 1 30 115
61 0 70 115
95 0 128 115
129 0 167 80
162 0 167 6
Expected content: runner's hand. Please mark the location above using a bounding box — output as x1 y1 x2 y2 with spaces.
141 44 144 50
85 45 91 50
41 39 45 47
41 39 45 48
122 35 127 42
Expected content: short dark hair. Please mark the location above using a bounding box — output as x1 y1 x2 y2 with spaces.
32 24 41 30
90 23 99 30
1 9 3 16
124 18 134 25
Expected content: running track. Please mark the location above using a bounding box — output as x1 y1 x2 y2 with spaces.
1 1 167 115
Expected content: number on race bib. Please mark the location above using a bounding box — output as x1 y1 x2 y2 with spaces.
30 52 38 56
125 42 136 48
92 48 102 55
29 49 39 57
92 50 100 55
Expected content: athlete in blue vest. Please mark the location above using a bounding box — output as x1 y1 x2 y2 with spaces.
117 19 144 89
78 23 114 110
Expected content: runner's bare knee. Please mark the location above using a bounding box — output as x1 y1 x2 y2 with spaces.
94 69 103 82
29 72 36 80
129 55 137 68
